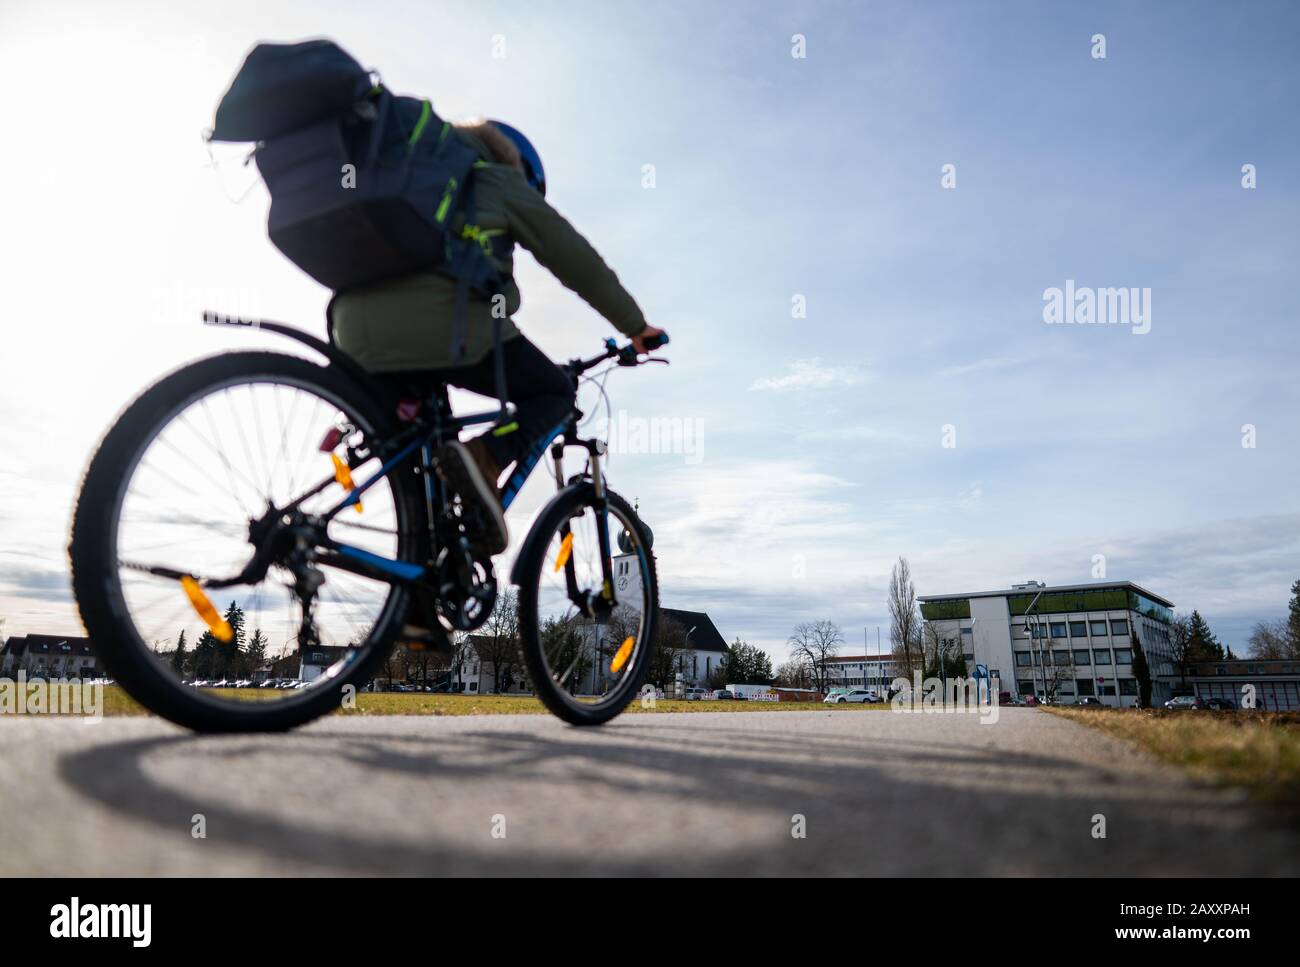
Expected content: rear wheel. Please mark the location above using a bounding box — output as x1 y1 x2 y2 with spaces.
515 486 658 726
69 352 421 732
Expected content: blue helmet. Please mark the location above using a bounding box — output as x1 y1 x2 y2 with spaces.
490 120 545 196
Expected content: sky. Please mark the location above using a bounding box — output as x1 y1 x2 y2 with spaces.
1 0 1298 661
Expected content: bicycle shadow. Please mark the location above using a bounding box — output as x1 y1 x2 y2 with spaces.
56 715 1300 876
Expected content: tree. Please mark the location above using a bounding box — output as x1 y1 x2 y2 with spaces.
787 620 842 694
1129 631 1152 708
540 616 593 692
170 630 189 677
476 588 521 694
379 643 411 687
645 614 692 691
204 600 247 679
775 658 812 689
244 628 268 678
720 639 773 686
1041 654 1074 703
1248 619 1294 659
1289 579 1300 651
1168 614 1193 686
191 630 221 680
1186 610 1224 662
888 557 922 678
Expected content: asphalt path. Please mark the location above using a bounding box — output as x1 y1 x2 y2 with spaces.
2 707 1295 875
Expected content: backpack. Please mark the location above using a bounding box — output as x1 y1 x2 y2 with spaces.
209 39 503 359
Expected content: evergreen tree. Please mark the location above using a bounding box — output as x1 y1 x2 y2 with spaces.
191 630 220 680
1187 610 1224 661
1129 631 1152 708
1288 579 1300 653
220 601 246 678
720 639 774 685
245 627 268 678
171 629 189 677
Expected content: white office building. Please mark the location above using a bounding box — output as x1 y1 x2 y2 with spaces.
918 580 1177 707
824 654 897 693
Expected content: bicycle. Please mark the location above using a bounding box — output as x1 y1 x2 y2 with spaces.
69 312 668 732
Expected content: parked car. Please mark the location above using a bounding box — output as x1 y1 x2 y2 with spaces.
1165 695 1205 710
1074 697 1105 707
683 687 709 701
1203 697 1235 710
712 689 736 700
826 688 879 704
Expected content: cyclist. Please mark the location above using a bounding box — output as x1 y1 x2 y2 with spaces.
328 119 663 647
331 119 662 550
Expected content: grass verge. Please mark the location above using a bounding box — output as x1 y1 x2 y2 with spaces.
2 685 894 719
1045 706 1300 812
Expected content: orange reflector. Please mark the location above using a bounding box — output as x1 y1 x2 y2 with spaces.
553 532 573 572
610 636 635 674
181 576 233 643
331 453 363 513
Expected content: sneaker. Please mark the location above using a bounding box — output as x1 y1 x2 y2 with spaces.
400 621 454 657
437 440 508 554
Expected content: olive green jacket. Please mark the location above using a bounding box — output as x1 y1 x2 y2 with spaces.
330 129 647 372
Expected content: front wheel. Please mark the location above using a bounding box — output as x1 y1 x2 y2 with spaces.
515 486 658 726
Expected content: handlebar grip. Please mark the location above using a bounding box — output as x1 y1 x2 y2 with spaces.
641 330 669 350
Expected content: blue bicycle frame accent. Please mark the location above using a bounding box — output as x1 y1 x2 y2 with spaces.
336 545 427 581
500 420 568 508
321 416 566 580
335 436 424 512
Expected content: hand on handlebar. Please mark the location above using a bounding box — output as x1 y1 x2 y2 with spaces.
632 325 668 354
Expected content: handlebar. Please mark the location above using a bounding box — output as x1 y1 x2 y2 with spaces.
568 330 670 376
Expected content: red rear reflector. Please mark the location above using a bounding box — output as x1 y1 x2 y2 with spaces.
318 427 345 453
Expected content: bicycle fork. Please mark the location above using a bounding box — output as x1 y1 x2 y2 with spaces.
551 440 618 618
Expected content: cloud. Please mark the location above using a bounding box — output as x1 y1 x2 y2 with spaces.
936 355 1025 378
0 563 73 603
749 359 866 393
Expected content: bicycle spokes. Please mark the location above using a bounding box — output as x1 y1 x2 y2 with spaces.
532 501 650 704
110 375 403 701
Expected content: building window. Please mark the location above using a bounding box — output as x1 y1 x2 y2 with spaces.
1094 649 1113 665
1015 651 1031 667
1057 681 1076 695
1017 680 1035 695
1098 683 1116 696
1069 621 1088 638
1110 619 1129 636
1073 649 1091 665
1052 650 1071 665
1119 678 1138 696
1114 649 1133 665
1089 620 1108 636
1077 679 1095 696
1050 622 1067 638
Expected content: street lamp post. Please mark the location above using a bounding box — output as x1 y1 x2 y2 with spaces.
1021 587 1046 702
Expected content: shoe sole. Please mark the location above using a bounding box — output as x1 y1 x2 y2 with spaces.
399 624 455 658
437 443 509 554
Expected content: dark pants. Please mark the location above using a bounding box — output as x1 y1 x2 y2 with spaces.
382 336 574 473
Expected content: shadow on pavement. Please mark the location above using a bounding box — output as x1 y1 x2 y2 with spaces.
56 716 1300 876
